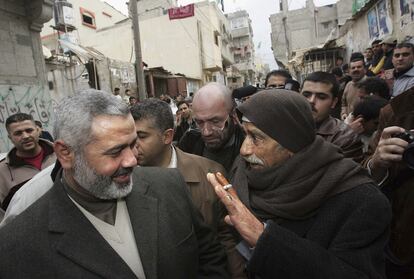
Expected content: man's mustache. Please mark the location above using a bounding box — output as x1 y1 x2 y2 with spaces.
111 167 133 178
242 154 265 166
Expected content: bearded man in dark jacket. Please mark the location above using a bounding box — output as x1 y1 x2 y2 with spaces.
208 89 392 278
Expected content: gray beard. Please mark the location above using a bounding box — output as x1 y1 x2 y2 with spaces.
72 153 133 200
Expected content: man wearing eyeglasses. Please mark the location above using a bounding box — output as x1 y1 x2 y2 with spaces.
392 43 414 97
178 82 245 172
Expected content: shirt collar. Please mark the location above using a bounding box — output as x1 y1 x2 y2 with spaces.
167 145 177 169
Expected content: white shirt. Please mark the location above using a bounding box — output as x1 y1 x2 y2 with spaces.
71 198 146 279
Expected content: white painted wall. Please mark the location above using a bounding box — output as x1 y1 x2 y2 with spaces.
41 0 127 52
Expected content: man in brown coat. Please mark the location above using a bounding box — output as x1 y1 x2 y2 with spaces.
341 54 367 119
301 71 364 162
363 86 414 279
130 99 246 278
0 113 55 210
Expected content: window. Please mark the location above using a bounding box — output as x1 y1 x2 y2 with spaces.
80 8 96 29
322 21 330 29
83 14 93 25
367 0 390 39
214 32 219 46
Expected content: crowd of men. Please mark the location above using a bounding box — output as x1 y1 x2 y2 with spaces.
0 38 413 279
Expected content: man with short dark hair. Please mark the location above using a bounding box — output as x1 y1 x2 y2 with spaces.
178 82 245 172
392 42 414 97
264 70 292 89
341 54 367 119
0 113 55 210
346 77 390 134
207 89 391 278
352 96 388 153
0 90 228 278
128 96 137 106
364 47 374 68
174 100 196 142
301 71 364 161
113 87 122 100
131 99 245 278
369 39 385 75
381 37 396 71
355 77 390 100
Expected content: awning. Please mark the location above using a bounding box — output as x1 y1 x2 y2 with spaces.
58 39 104 61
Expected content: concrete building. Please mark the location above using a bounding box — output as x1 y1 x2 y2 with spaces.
226 10 256 86
41 0 235 97
40 1 139 100
0 0 54 153
337 0 414 59
269 0 352 69
41 0 127 52
88 0 234 96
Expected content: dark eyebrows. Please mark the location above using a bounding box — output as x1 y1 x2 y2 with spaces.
242 124 266 138
195 116 222 122
302 91 330 96
103 136 138 155
13 127 35 134
103 144 128 155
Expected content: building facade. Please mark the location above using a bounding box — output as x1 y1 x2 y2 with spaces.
0 0 54 153
226 10 256 86
40 0 235 97
41 0 127 52
337 0 414 59
269 0 352 69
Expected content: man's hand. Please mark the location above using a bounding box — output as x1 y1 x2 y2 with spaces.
347 115 365 135
207 173 264 247
371 126 408 170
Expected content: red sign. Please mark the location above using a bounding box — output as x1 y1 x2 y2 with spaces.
168 4 195 20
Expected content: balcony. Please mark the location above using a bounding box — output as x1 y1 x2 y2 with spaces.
233 61 255 72
231 27 250 38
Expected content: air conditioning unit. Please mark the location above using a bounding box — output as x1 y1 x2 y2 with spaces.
54 0 76 32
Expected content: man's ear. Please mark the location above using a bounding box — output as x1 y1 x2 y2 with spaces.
53 140 75 169
163 128 174 145
36 126 42 137
331 97 338 109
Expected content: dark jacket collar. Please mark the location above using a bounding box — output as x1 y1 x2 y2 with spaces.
175 146 201 183
48 169 158 278
316 116 338 136
390 87 414 118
